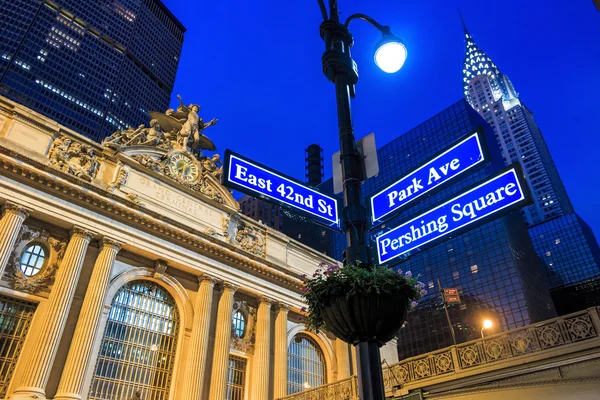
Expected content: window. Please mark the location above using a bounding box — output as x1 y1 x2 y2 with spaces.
20 243 47 276
0 295 37 397
470 265 479 274
89 281 179 400
226 355 247 400
288 333 326 394
233 311 246 338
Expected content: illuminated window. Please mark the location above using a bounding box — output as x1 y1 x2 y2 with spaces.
470 265 479 274
288 333 326 394
546 251 552 257
226 355 247 400
20 244 47 276
233 311 246 338
555 239 561 244
0 295 36 397
89 281 179 400
428 281 434 289
452 271 460 280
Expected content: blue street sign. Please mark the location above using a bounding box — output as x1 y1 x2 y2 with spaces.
375 165 531 264
222 150 340 227
368 128 489 224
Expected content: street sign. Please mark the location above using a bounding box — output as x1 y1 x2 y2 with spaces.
375 164 531 264
368 128 489 224
222 150 340 228
443 288 461 304
333 132 379 194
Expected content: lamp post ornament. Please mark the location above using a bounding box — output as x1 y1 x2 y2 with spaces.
317 1 407 399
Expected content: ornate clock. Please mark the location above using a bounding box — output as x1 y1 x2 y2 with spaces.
167 152 199 182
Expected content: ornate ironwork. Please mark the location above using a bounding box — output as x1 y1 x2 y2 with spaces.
88 281 180 400
226 355 247 400
0 295 37 398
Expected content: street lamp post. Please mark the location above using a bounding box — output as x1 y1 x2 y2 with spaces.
317 1 407 399
481 319 493 338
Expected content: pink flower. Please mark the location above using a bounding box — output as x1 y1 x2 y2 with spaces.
405 271 412 277
396 269 403 275
300 274 307 279
420 289 427 296
301 287 308 293
300 307 307 313
410 301 418 308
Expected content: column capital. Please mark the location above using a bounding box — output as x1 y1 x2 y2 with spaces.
277 303 292 312
259 296 276 306
2 201 30 220
221 281 239 293
71 226 95 242
100 237 123 252
198 273 219 287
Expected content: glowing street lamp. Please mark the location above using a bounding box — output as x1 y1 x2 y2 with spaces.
481 319 493 338
374 28 408 73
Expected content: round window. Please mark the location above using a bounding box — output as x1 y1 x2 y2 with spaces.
233 310 246 338
20 243 47 277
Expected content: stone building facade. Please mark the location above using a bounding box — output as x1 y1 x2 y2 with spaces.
0 95 397 400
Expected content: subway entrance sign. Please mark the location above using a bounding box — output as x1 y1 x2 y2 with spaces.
222 150 340 228
443 288 461 305
375 165 531 264
368 128 489 224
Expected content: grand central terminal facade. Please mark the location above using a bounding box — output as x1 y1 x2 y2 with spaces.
0 96 398 400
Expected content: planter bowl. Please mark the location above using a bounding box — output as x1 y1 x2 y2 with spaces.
320 292 409 346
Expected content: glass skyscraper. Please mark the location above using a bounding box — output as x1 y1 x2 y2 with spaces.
0 0 184 142
312 100 556 357
460 16 600 292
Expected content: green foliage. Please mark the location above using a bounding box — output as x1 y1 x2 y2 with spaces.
300 262 426 332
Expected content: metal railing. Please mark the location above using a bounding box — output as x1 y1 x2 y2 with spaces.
278 307 600 399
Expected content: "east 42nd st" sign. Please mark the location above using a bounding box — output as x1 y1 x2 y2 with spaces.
375 165 531 264
368 128 489 224
222 150 340 227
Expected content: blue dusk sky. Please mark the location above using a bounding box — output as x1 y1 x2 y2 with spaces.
161 0 600 239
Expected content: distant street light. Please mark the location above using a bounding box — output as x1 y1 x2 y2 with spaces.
481 319 493 338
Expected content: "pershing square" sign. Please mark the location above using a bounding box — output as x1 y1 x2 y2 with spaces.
368 128 489 224
375 165 530 264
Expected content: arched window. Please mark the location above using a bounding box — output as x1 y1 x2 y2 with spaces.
232 310 246 338
20 243 47 276
287 333 327 394
89 281 180 400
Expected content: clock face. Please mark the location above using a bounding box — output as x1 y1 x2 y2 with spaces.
168 152 199 182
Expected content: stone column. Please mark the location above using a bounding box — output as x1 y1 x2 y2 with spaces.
351 346 357 375
11 227 94 400
208 282 238 400
54 237 122 400
273 303 290 399
0 202 30 277
250 296 273 400
336 338 351 380
183 274 217 400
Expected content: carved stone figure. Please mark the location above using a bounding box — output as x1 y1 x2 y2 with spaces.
48 136 99 181
202 154 223 180
234 224 266 258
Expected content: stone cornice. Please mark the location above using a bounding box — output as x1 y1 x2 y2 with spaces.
0 146 304 292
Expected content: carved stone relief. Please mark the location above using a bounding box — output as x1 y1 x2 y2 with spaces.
108 163 129 193
231 300 257 354
234 223 266 258
48 136 99 181
7 225 67 293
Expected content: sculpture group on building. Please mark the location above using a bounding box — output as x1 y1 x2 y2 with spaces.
101 94 222 180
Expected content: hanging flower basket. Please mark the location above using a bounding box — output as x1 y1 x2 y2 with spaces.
301 263 426 346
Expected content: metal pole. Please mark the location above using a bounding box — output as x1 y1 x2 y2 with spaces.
320 1 383 399
437 278 457 346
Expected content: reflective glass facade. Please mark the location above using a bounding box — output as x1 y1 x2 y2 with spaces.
312 100 556 357
0 0 184 142
530 214 600 288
